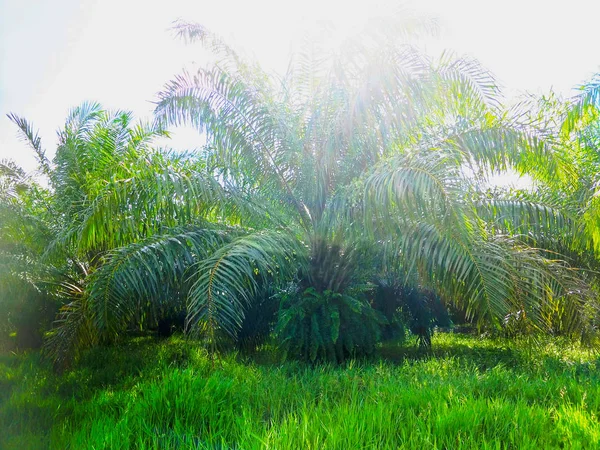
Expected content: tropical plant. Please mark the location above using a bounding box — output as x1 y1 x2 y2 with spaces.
150 20 597 357
5 20 599 364
490 81 600 309
277 285 385 362
0 159 56 349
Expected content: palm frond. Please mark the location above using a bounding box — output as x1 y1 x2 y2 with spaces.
475 193 583 250
187 229 305 343
433 51 501 112
563 74 600 134
7 113 52 177
171 20 243 70
44 296 97 368
87 226 232 336
363 151 462 228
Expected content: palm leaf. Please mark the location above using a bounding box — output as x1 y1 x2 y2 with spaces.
187 229 305 344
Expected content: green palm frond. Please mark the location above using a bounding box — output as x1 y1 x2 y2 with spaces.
363 151 462 228
474 192 583 249
0 159 31 201
87 226 232 336
6 114 51 177
564 74 600 134
433 51 501 112
155 67 310 227
388 219 591 335
187 229 305 342
44 296 96 368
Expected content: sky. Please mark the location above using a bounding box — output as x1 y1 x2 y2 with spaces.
1 0 599 174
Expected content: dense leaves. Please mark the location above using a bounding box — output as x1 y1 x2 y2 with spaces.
3 19 600 363
276 286 385 362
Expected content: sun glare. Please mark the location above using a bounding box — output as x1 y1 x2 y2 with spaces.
1 0 599 170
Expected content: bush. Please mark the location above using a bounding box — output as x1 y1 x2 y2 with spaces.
372 280 452 347
276 286 385 362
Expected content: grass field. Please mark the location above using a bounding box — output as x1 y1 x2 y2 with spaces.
1 333 599 449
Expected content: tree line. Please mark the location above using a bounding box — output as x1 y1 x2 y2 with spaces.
2 20 600 366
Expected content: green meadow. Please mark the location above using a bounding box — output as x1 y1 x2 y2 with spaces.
2 333 598 449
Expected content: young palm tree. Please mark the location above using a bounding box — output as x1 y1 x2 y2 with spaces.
149 21 595 358
7 21 597 364
495 82 600 263
0 158 57 349
5 104 229 362
548 76 600 255
505 78 600 322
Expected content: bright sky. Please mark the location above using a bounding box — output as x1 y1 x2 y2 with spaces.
1 0 599 174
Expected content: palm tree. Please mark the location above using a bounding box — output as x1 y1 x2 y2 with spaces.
7 20 597 364
0 159 56 349
149 21 595 358
549 75 600 255
507 77 600 314
4 104 223 362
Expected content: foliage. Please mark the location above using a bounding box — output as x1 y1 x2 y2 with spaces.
373 279 451 347
3 18 600 364
0 159 57 351
276 286 385 362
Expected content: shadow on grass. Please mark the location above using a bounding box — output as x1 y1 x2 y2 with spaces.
377 333 599 378
379 339 519 370
3 332 596 404
51 335 201 400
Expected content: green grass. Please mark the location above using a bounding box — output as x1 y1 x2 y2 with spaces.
1 333 599 449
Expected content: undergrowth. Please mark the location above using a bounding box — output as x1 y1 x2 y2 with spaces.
1 333 599 449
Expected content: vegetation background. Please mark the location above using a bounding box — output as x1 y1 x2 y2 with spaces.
2 4 600 449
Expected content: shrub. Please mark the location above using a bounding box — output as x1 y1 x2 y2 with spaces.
276 285 385 362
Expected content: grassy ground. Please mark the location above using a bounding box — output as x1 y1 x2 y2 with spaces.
1 333 599 449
